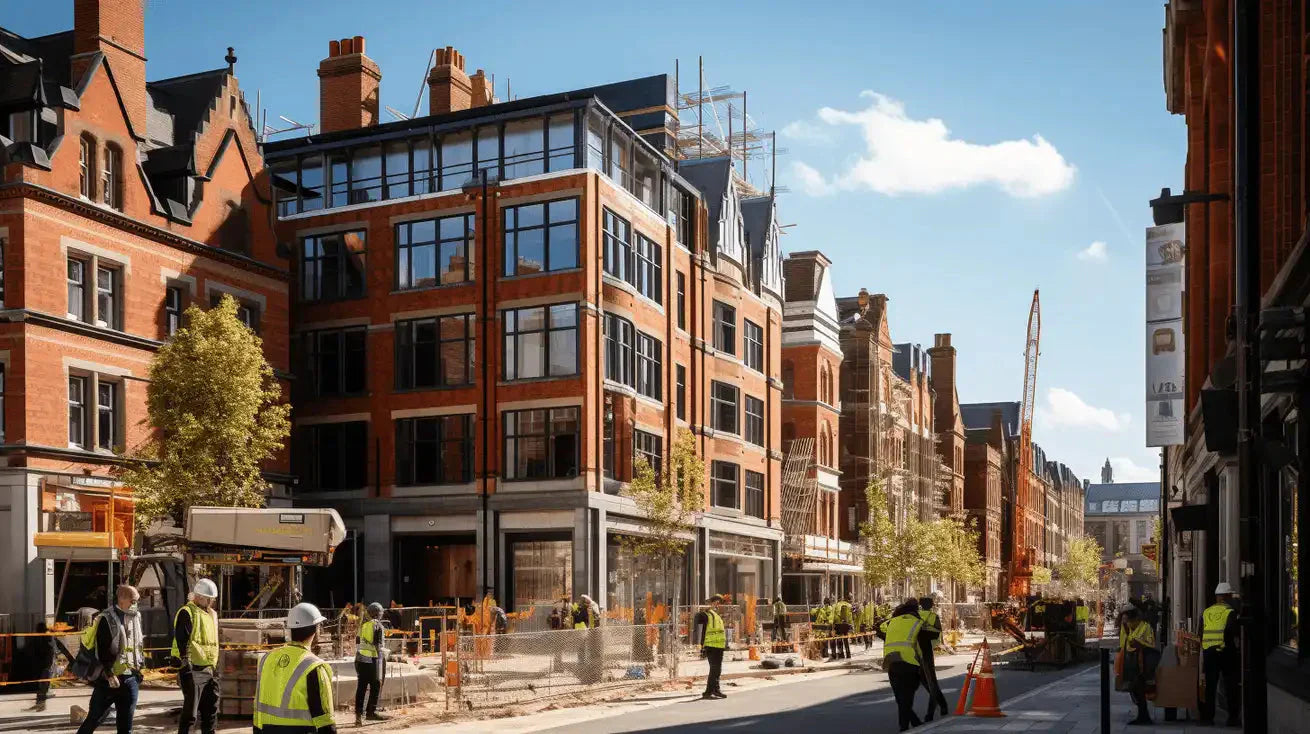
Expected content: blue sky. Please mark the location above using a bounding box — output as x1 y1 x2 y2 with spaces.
11 1 1181 484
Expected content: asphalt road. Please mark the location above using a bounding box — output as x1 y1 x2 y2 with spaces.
538 659 1097 734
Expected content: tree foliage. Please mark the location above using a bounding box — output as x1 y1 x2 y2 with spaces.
118 295 291 525
622 428 704 560
1031 565 1053 587
859 477 897 593
1053 534 1104 599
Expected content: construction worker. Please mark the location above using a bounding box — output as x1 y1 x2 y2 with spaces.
354 602 390 726
878 599 924 732
830 595 854 660
861 600 880 650
76 585 144 734
171 578 220 734
254 603 335 734
770 596 788 644
694 594 727 700
1121 606 1158 726
917 596 948 721
1075 601 1090 624
1199 582 1240 726
574 594 602 683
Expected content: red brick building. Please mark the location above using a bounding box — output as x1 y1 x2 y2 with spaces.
266 40 785 610
928 334 966 515
779 251 857 603
964 437 1003 600
0 0 288 619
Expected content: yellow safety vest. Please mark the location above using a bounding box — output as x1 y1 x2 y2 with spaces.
169 602 219 668
573 603 597 629
834 601 853 625
918 610 940 632
254 643 335 732
356 619 383 661
703 609 726 649
816 606 831 625
81 609 144 676
772 601 787 620
1076 606 1089 623
880 614 923 666
1128 621 1156 651
1201 604 1234 650
861 604 878 627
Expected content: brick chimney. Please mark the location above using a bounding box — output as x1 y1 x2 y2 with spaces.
469 69 493 108
73 0 148 138
928 333 956 409
318 36 381 133
428 47 472 114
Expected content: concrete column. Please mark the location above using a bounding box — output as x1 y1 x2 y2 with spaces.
572 507 590 598
363 514 391 604
595 507 607 606
698 527 711 602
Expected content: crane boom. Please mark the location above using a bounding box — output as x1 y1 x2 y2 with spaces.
1011 289 1041 599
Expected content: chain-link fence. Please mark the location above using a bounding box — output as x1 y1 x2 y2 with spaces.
453 623 680 708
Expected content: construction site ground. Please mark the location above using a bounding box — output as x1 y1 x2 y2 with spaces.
0 631 1074 732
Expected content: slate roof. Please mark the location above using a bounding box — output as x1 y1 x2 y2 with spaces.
678 157 731 250
961 401 1020 437
892 342 931 382
1084 482 1161 515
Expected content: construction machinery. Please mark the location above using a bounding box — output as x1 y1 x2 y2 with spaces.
1009 290 1042 599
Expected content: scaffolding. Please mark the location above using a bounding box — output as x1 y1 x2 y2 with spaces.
780 438 819 543
674 56 784 197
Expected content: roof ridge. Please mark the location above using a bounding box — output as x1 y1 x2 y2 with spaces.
148 67 227 87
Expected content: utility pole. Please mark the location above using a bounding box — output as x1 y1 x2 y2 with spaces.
1232 2 1266 732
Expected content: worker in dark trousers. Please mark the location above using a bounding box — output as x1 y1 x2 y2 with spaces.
170 579 220 734
917 596 948 721
354 602 390 726
1199 583 1241 726
694 595 727 699
830 596 854 660
878 599 924 732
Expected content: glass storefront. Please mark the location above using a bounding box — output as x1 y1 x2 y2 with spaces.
707 531 774 602
509 537 572 611
607 536 690 620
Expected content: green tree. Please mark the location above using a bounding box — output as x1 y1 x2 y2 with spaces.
118 295 291 526
621 428 705 615
859 477 897 597
1054 534 1104 599
1031 565 1053 588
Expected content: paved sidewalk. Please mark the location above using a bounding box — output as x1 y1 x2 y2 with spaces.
920 664 1231 734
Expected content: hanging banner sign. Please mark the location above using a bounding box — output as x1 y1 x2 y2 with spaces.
1146 222 1186 447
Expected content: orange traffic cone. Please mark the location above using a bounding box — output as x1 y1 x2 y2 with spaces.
955 646 981 715
967 642 1006 718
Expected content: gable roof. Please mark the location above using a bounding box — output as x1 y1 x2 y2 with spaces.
961 401 1020 437
678 157 732 250
1084 482 1160 514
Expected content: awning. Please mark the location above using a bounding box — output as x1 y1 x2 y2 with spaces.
1170 504 1208 532
799 562 863 574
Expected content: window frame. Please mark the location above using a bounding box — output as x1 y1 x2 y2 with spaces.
96 380 118 451
602 208 631 283
675 364 687 422
394 313 475 390
79 135 94 200
676 271 686 331
632 232 662 303
502 303 579 381
396 213 474 289
745 395 765 446
299 230 368 302
711 381 739 434
603 313 635 388
94 264 120 330
502 198 580 277
713 301 736 355
164 285 185 337
503 406 581 481
743 320 764 372
745 470 765 519
297 421 370 492
68 375 87 448
303 326 369 398
395 414 474 486
67 258 86 322
101 144 122 210
711 460 740 510
635 331 662 400
633 429 663 477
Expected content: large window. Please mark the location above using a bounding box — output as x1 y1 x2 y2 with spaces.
713 301 736 355
395 414 473 485
712 461 739 510
633 233 662 303
503 304 578 380
711 381 739 434
744 320 764 372
304 327 367 397
745 395 764 446
504 407 580 480
604 314 634 387
511 539 573 610
602 209 631 283
68 376 87 447
745 470 764 519
301 231 366 301
635 332 662 400
503 199 579 276
634 430 662 476
298 422 368 491
397 214 473 288
395 314 474 389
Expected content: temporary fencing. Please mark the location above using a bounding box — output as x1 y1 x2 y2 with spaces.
452 623 680 708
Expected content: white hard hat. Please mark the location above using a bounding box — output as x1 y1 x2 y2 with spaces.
192 578 219 598
287 603 327 630
1214 582 1235 596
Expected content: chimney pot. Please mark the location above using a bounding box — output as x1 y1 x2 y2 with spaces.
428 45 476 114
353 35 365 55
318 35 381 133
328 39 340 56
340 37 353 55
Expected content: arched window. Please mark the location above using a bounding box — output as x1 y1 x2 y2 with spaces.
79 135 96 199
102 143 122 210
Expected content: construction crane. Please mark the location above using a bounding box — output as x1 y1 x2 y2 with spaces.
1010 289 1042 599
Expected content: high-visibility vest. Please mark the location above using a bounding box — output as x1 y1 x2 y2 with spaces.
254 643 335 732
772 600 787 620
1128 621 1157 651
573 603 597 629
834 601 853 625
1202 604 1234 650
918 609 940 632
880 614 923 667
1076 606 1089 623
861 604 878 628
356 619 383 661
81 609 144 676
816 606 831 625
169 602 219 668
703 609 726 649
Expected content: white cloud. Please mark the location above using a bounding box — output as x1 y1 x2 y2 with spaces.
1108 457 1159 483
792 161 834 197
1041 388 1131 432
1077 241 1108 262
789 92 1076 198
781 119 834 144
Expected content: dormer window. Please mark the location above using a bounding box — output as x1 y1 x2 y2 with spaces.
79 135 95 199
102 145 122 210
